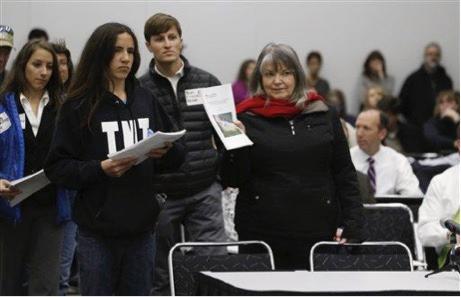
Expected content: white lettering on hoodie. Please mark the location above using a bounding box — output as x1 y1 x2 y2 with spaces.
101 118 150 155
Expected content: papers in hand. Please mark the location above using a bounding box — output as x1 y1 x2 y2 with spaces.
9 169 50 207
107 130 186 165
186 84 253 150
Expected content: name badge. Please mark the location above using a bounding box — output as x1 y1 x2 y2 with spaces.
184 88 204 106
19 113 26 130
0 112 11 134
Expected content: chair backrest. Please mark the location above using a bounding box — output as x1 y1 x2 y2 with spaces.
363 203 416 258
168 241 275 296
310 241 414 272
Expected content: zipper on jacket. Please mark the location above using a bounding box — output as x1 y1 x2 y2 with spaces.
288 120 296 135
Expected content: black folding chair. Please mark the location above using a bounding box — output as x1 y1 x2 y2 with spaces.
309 241 413 272
168 241 275 296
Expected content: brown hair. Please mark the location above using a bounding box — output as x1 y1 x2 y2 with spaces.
0 39 62 107
144 13 182 41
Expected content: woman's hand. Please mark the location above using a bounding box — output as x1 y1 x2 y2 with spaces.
146 142 172 159
101 157 138 177
234 120 246 134
333 227 347 244
0 179 22 200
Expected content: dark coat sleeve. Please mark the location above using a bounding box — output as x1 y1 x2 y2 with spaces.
44 101 108 190
329 109 364 241
423 118 456 152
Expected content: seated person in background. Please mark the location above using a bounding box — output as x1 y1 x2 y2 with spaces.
362 85 385 110
326 89 356 126
418 125 459 268
305 51 330 98
377 96 427 154
355 50 394 111
350 109 423 196
339 118 374 204
423 90 459 153
232 59 255 105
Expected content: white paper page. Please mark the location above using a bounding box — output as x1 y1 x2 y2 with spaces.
9 169 50 207
107 130 186 165
188 84 253 150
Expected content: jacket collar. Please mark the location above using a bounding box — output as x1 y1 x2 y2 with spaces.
149 55 191 79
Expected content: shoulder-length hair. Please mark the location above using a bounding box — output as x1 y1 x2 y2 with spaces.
434 90 459 117
363 50 387 80
51 40 74 92
249 43 306 107
236 59 256 82
67 22 141 127
0 39 62 107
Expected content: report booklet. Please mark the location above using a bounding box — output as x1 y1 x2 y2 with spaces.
186 84 253 150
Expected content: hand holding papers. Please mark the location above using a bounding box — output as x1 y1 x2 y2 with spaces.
107 130 186 165
7 170 50 207
186 84 253 150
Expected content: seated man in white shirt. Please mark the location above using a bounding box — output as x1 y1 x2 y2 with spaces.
418 125 459 268
350 109 423 196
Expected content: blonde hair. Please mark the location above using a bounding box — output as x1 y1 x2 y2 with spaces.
434 90 459 117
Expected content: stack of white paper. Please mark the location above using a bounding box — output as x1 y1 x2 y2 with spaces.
107 130 186 165
9 170 50 207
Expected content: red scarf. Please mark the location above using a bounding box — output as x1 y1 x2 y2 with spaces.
236 91 324 118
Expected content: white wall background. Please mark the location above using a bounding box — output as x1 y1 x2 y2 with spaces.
1 0 459 114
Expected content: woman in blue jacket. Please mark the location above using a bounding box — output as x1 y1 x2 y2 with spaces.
0 40 70 295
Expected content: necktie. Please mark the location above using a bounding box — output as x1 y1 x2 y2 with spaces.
367 157 376 194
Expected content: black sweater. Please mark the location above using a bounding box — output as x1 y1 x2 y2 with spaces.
221 103 363 240
45 84 185 237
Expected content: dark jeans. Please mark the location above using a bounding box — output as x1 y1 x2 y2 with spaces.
77 229 154 296
59 220 78 295
0 208 63 295
152 182 228 295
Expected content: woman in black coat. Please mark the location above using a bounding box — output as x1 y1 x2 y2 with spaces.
221 43 363 270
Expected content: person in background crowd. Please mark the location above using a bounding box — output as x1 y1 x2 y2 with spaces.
423 90 459 153
51 41 73 93
325 89 356 126
339 118 375 204
222 43 363 270
418 123 459 268
362 85 386 111
400 42 453 128
28 28 49 42
45 22 184 295
0 25 14 86
139 13 227 295
305 50 330 98
0 39 70 295
50 40 78 295
355 50 394 113
232 59 256 105
377 96 427 154
350 109 423 196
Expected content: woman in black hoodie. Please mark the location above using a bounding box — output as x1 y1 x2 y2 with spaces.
45 23 184 295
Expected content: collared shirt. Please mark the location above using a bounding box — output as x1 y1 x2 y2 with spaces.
19 91 50 136
418 165 459 252
350 145 423 196
154 60 184 97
